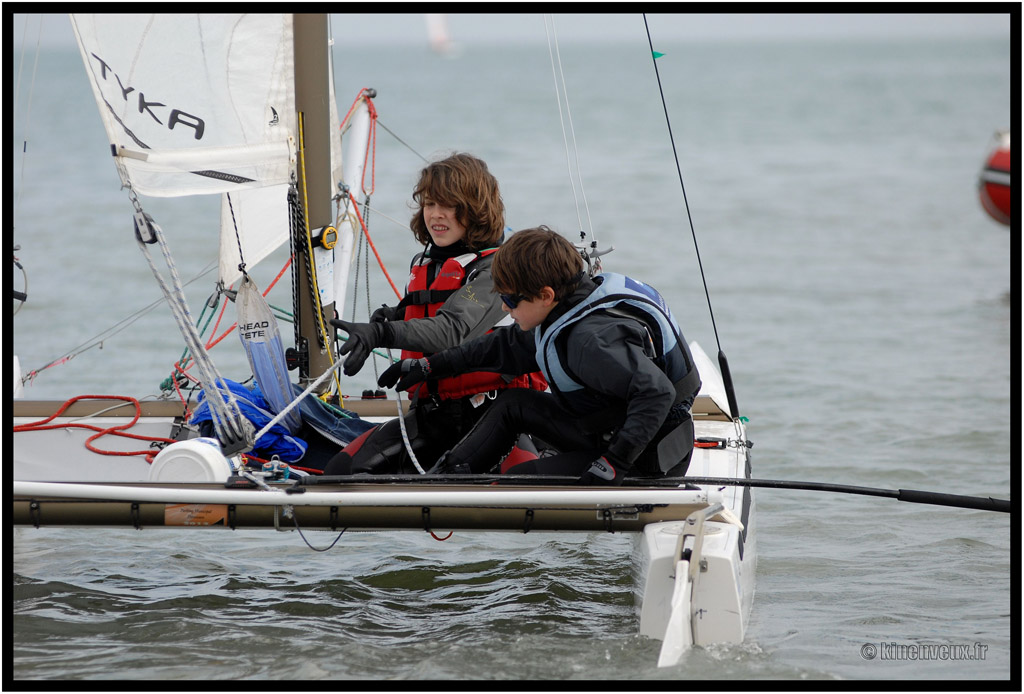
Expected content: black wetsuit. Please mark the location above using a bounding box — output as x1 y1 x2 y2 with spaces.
323 243 507 475
426 277 701 478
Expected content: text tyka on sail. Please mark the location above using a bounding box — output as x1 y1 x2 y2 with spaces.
88 53 205 140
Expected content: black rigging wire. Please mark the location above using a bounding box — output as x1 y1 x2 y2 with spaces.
642 14 719 350
376 120 429 163
226 192 247 276
643 14 740 419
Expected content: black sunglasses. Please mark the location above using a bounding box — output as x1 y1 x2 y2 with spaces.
499 272 585 310
499 293 527 309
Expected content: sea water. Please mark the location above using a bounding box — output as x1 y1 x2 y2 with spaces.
12 20 1013 683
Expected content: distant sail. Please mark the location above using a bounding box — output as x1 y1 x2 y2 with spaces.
425 14 455 56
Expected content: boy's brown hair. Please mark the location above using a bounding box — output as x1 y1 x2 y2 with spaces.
410 153 505 249
492 226 585 301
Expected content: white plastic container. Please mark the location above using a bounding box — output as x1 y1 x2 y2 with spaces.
149 438 233 482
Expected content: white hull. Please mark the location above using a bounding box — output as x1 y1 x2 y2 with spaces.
13 343 755 665
633 417 755 665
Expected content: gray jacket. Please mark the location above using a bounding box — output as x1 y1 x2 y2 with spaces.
385 253 507 356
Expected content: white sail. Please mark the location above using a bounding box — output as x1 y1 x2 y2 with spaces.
333 94 376 315
217 93 344 291
215 23 346 288
425 14 454 56
70 14 296 198
71 13 348 290
218 185 290 286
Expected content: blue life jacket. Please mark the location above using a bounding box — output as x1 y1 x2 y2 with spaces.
535 272 699 401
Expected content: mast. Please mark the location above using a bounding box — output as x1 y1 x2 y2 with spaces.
292 13 337 392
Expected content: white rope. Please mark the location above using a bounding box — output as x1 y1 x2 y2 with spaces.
252 356 342 442
247 335 426 474
15 15 43 230
363 201 425 235
388 348 426 475
543 14 595 242
135 209 252 447
395 390 426 475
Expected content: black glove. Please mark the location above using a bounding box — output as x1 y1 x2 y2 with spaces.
370 304 402 324
576 455 626 486
330 318 385 377
378 357 431 392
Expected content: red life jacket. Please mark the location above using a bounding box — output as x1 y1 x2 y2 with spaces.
400 249 547 401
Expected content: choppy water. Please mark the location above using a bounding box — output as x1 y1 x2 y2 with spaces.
12 15 1013 683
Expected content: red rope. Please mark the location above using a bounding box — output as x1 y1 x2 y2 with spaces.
14 397 328 472
206 284 233 349
242 453 324 477
339 88 399 299
339 88 372 129
340 88 379 198
170 362 199 418
14 395 180 464
339 88 380 196
205 257 292 352
362 97 377 197
291 466 324 475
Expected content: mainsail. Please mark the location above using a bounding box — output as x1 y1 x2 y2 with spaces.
70 14 297 198
68 13 352 445
70 14 344 287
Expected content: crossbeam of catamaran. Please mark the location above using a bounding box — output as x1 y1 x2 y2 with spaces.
678 476 1011 513
295 474 1011 513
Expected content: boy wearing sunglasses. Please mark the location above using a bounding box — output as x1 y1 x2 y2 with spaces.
378 226 702 484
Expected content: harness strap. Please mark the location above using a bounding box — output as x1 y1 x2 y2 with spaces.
396 288 460 308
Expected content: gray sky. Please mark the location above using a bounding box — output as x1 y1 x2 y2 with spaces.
13 12 1013 48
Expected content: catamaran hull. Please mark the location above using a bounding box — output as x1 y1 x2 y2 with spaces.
633 415 755 665
14 344 754 663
